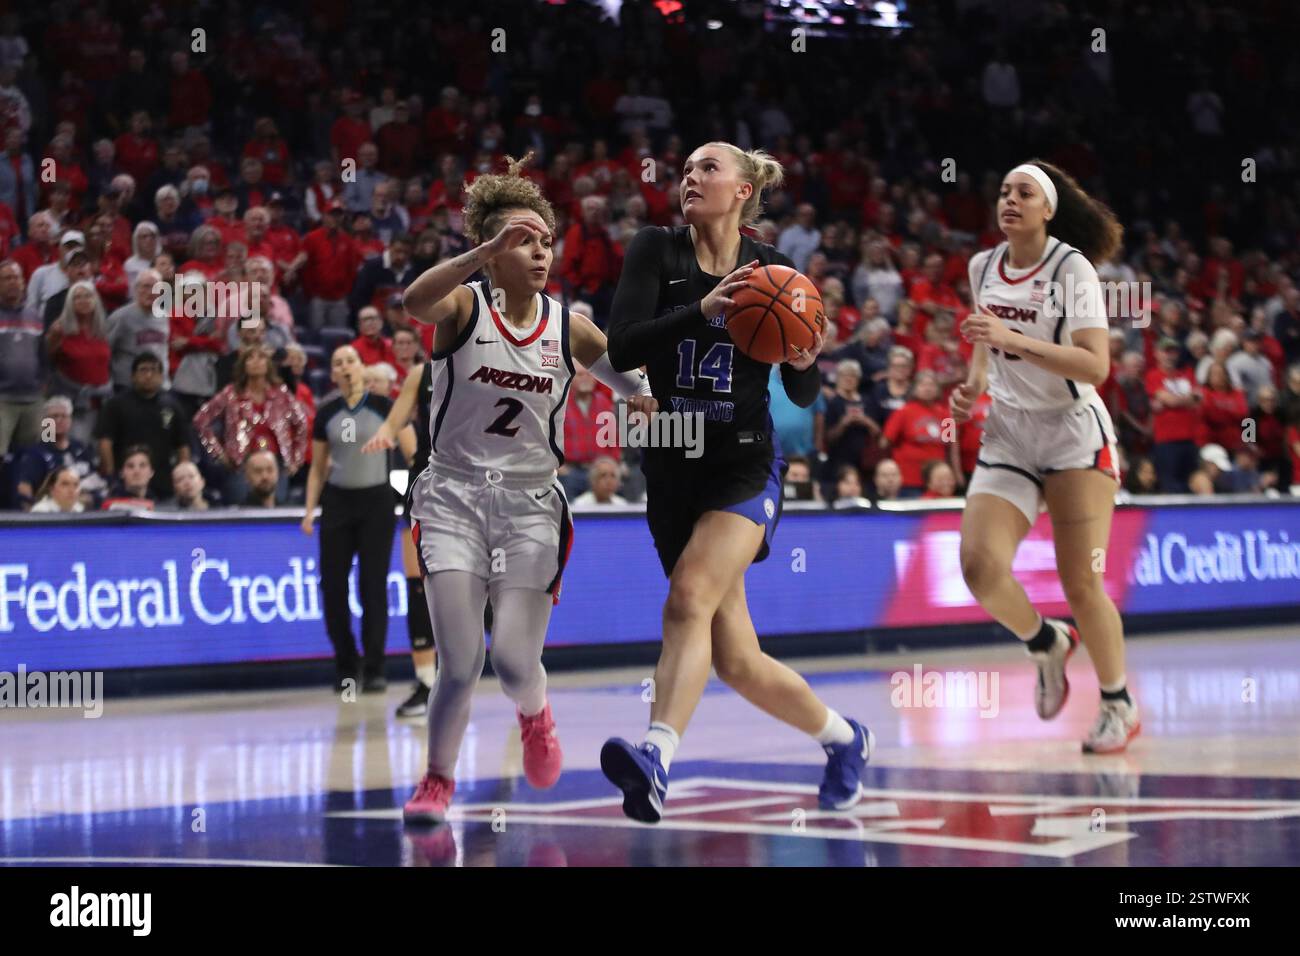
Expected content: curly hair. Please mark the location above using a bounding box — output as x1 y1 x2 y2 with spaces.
1024 159 1124 264
461 151 557 246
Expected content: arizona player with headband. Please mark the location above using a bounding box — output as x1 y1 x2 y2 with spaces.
952 159 1139 754
597 142 872 824
397 153 653 824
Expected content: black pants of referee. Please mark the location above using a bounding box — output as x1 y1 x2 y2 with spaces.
319 483 396 681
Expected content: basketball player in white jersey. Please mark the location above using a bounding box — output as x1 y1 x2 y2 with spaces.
394 154 653 823
951 160 1139 754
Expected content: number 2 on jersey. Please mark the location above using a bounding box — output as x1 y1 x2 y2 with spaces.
676 339 734 392
484 397 524 437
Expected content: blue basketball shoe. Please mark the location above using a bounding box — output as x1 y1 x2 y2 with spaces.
600 738 669 823
818 719 874 810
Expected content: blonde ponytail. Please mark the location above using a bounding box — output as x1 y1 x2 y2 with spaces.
702 142 785 228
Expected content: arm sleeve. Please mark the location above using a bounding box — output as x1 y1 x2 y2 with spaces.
780 362 822 408
1060 253 1108 334
605 227 704 371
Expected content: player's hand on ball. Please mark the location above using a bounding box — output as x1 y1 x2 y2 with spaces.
787 328 824 371
361 424 395 454
488 216 546 258
701 259 758 320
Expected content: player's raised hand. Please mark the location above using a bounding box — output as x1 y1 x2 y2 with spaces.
487 216 546 258
701 259 759 320
361 423 396 454
787 328 825 371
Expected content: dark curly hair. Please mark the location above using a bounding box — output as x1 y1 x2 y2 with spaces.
1024 159 1124 263
461 151 557 246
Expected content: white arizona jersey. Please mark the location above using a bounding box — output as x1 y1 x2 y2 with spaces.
427 280 575 477
968 238 1108 412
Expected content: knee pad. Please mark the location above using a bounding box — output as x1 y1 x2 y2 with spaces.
406 577 435 651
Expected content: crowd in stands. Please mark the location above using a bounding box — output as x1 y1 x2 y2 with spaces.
1 1 1298 515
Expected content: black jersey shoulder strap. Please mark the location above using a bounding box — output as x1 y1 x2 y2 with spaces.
1046 241 1084 400
974 244 1001 306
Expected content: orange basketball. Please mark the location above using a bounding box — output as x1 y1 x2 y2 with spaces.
726 264 826 364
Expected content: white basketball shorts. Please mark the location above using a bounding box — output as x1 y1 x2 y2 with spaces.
966 393 1120 525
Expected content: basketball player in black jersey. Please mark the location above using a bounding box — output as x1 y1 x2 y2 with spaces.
364 362 437 717
598 142 873 823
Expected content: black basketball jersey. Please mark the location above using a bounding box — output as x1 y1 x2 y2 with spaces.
626 225 795 479
412 361 433 477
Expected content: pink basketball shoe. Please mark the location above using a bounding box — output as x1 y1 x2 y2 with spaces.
403 772 455 824
518 702 563 789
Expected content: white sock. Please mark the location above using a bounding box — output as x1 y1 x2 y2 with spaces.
814 708 855 746
416 664 436 686
517 689 547 718
642 721 680 772
1013 612 1044 642
1100 675 1127 695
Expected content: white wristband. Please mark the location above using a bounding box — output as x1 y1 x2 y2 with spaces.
589 351 651 399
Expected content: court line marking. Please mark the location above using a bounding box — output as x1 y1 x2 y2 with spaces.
0 856 340 867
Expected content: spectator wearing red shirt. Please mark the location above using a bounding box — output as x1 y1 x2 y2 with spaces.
242 118 291 187
113 111 159 186
376 101 422 179
206 188 244 244
11 211 57 278
264 194 302 279
1198 360 1249 453
560 195 622 325
84 215 128 312
576 139 621 195
1199 236 1244 302
423 87 468 160
881 371 949 492
240 206 277 262
167 52 212 132
330 91 372 166
908 252 964 340
179 225 225 281
352 307 398 367
561 363 617 499
1146 337 1203 491
295 201 361 330
41 133 89 213
45 280 111 441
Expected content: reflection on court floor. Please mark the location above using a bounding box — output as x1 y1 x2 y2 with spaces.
3 627 1298 866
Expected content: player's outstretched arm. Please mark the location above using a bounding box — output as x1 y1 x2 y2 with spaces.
362 361 425 454
570 310 655 405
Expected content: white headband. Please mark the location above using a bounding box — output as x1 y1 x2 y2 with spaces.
1008 163 1057 214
